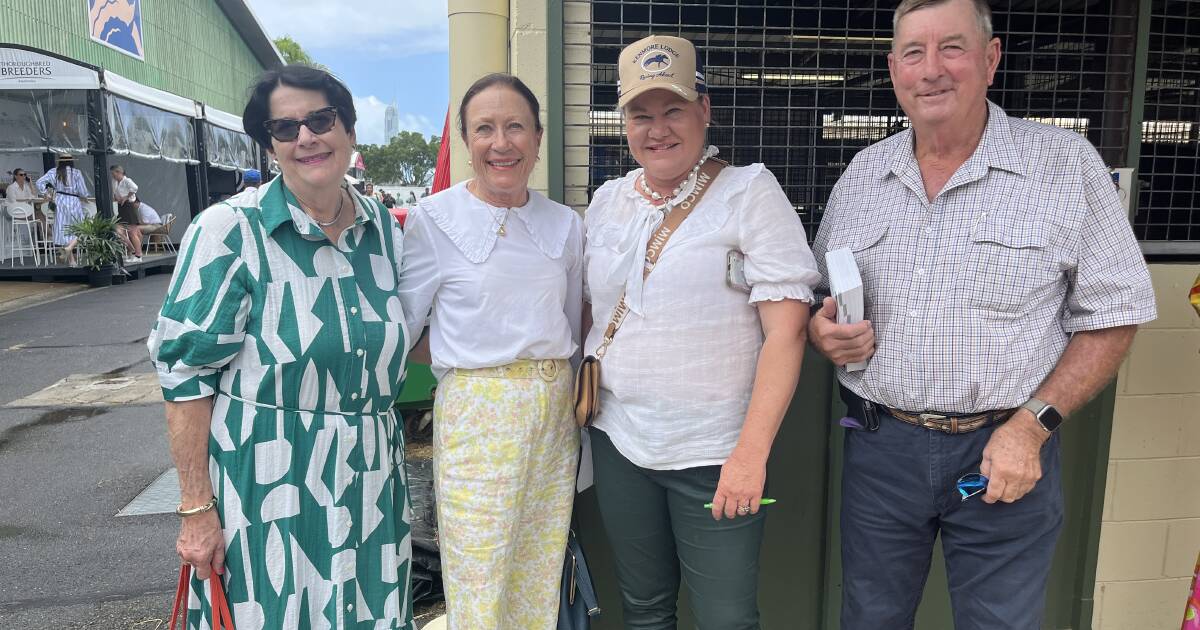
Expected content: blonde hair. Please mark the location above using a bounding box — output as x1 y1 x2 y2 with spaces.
893 0 993 42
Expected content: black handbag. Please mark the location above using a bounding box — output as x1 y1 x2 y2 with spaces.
558 529 600 629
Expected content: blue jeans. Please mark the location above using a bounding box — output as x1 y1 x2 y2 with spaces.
840 405 1064 630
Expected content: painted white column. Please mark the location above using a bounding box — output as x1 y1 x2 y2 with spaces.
447 0 509 184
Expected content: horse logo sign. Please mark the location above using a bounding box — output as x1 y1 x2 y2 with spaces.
88 0 144 61
641 52 672 72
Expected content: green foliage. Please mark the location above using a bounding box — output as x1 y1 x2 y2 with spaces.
357 132 441 186
66 214 125 271
273 36 328 71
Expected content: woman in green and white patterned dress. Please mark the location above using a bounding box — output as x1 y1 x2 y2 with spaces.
148 66 414 629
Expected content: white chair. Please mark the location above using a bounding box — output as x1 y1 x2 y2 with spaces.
6 202 41 266
145 213 177 255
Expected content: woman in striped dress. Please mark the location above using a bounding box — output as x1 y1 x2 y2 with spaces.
35 154 89 266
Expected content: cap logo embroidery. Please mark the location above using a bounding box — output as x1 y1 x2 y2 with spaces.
641 52 672 72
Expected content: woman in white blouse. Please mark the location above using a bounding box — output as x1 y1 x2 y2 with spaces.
6 168 46 230
397 73 582 630
583 35 821 628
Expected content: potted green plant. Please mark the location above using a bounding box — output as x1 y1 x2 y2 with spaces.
66 214 125 287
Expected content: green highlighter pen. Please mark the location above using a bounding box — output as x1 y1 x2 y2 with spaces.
703 498 777 509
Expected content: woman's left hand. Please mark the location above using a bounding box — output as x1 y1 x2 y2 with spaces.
710 448 766 520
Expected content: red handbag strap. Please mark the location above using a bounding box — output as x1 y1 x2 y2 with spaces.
169 565 236 630
170 564 189 630
210 571 235 630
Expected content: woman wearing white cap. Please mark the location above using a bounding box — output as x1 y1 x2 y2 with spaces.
583 35 820 628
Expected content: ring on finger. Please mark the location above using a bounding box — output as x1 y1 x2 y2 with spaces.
737 504 751 515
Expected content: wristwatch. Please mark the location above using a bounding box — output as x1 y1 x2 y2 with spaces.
1020 398 1063 433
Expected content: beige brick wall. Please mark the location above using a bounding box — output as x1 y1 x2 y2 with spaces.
1093 262 1200 630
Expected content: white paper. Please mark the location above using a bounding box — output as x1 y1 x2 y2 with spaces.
576 428 594 492
825 248 868 372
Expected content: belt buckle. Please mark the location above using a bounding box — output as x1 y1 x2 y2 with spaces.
538 359 558 381
919 412 952 433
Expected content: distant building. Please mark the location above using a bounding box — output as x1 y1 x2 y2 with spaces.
384 101 399 144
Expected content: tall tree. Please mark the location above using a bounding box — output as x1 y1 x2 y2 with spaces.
273 36 326 70
358 132 441 186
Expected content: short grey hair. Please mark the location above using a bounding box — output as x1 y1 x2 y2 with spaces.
893 0 994 42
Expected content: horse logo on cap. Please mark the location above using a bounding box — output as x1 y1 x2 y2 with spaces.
641 52 672 72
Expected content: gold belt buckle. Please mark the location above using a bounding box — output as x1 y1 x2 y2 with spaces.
538 359 558 381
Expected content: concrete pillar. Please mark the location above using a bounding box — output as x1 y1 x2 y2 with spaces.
447 0 509 184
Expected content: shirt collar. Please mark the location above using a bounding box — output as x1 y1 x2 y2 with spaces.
260 177 374 237
422 181 572 263
878 100 1028 183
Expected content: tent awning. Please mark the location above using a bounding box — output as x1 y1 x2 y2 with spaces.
0 46 100 91
103 71 200 118
204 106 246 134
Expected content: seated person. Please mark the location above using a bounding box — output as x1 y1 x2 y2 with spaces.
5 168 48 230
116 225 141 264
135 201 167 235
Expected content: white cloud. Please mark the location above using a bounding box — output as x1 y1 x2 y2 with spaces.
352 95 435 146
246 0 449 57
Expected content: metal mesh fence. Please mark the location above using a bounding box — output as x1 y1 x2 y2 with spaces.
568 0 1144 242
1133 0 1200 246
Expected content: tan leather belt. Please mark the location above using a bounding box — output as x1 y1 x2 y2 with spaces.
882 406 1015 434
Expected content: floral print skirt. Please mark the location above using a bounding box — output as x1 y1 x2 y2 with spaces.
433 359 579 630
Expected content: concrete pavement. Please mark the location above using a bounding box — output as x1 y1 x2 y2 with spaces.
0 276 177 629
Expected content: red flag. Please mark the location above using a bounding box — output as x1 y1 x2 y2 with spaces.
431 109 451 194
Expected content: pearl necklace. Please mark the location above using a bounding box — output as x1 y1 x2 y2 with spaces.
638 145 718 205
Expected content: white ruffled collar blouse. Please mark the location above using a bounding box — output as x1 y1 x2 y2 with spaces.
423 181 574 263
397 181 584 379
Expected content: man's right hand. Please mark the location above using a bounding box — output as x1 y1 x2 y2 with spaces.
808 297 876 366
177 509 225 579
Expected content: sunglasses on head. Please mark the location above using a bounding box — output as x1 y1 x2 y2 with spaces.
263 106 339 142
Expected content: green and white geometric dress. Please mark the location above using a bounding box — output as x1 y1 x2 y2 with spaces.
148 178 414 630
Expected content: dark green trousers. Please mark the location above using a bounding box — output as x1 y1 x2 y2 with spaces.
590 428 765 630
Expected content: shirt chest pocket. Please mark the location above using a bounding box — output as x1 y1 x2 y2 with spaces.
961 220 1059 315
827 219 890 274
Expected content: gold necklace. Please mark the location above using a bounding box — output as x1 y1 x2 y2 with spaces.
469 180 514 236
295 186 346 227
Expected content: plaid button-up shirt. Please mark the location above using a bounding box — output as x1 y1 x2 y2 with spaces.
812 101 1156 414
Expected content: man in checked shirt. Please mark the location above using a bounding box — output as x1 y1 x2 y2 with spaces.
808 0 1156 627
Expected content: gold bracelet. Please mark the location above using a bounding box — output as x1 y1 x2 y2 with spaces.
175 496 218 517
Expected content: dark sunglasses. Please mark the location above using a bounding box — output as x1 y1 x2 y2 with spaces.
262 106 339 142
956 473 989 502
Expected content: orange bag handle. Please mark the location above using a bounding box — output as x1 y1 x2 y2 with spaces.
170 564 236 630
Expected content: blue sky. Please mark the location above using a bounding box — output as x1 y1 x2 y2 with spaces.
243 0 450 146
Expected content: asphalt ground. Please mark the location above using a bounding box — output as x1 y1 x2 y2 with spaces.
0 275 178 629
0 275 445 629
